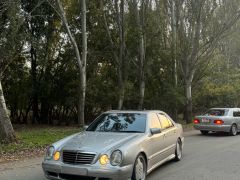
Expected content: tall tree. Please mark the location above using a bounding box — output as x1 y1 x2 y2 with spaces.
178 0 240 123
54 0 87 127
101 0 127 110
21 0 53 124
0 81 16 143
171 0 178 121
129 0 146 110
0 0 23 142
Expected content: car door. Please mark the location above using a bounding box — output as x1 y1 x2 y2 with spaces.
147 113 166 169
157 113 178 157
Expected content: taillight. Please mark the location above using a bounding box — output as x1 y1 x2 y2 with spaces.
214 119 224 125
193 119 200 124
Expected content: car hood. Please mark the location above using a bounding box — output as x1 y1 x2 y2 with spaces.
61 131 140 153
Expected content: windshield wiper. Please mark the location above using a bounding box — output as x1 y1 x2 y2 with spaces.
118 130 143 133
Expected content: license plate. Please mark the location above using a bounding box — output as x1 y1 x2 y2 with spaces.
202 118 210 123
61 166 87 176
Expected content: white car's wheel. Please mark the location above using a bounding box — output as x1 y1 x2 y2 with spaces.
230 124 238 136
132 154 146 180
174 139 182 161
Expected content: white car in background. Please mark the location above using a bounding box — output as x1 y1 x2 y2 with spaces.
193 108 240 135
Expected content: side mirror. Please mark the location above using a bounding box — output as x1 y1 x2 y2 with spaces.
150 128 161 135
84 125 89 130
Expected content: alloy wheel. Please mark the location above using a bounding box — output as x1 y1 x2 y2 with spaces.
176 141 182 159
231 125 237 136
134 155 146 180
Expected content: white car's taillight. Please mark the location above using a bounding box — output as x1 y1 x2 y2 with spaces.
214 119 224 125
193 119 200 124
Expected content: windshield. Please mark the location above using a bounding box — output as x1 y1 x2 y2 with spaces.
86 113 146 133
203 109 229 116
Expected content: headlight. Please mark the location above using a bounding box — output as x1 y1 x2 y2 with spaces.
99 154 109 165
45 146 55 160
110 150 122 166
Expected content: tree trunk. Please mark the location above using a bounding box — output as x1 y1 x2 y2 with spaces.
78 68 86 127
40 100 49 124
138 26 145 110
30 45 39 124
185 82 192 124
118 0 125 110
138 1 145 110
0 80 16 143
138 72 145 110
56 0 87 127
132 0 146 110
117 68 125 110
171 0 178 121
77 0 87 127
101 0 126 110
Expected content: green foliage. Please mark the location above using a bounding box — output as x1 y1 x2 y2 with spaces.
193 34 240 112
1 0 240 126
0 127 80 154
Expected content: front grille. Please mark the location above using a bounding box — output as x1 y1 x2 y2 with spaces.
62 150 96 165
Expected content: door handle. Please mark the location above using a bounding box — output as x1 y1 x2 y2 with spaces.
174 130 176 134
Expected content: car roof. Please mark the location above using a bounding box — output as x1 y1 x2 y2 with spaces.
210 108 240 110
104 110 165 114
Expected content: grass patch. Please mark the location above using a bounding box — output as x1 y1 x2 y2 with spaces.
175 119 194 130
174 114 194 130
0 126 81 154
182 122 194 130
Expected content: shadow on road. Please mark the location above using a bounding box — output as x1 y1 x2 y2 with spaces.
147 159 179 178
190 131 236 138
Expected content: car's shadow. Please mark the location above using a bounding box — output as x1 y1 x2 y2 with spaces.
147 159 178 178
193 132 237 137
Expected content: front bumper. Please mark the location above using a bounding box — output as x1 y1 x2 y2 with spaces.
42 160 133 180
194 124 231 132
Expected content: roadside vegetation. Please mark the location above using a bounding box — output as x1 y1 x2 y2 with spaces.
0 126 80 163
1 0 240 143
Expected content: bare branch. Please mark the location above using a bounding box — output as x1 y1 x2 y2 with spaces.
55 0 83 69
100 0 119 66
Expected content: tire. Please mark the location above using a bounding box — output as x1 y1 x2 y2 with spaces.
174 139 182 161
229 124 238 136
132 154 147 180
200 130 209 135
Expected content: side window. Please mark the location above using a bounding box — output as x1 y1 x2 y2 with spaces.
233 111 240 117
164 114 175 127
158 114 173 129
149 113 162 129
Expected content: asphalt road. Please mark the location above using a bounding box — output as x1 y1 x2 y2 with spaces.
1 130 240 180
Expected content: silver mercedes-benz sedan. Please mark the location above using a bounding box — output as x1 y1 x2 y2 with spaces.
42 110 184 180
193 108 240 135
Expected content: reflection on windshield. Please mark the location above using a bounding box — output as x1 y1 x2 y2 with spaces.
87 113 146 133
